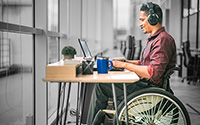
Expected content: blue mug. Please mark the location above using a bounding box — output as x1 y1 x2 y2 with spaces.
97 57 113 74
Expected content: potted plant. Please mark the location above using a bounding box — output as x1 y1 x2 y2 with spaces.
61 46 77 60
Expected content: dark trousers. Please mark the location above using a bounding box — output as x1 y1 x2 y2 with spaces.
87 80 150 125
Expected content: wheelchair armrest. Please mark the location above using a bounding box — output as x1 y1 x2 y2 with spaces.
138 66 180 92
162 66 180 92
163 66 180 78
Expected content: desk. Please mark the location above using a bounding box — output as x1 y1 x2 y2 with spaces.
190 48 200 52
190 48 200 56
43 71 139 125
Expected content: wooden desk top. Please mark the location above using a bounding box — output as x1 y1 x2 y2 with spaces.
43 71 140 83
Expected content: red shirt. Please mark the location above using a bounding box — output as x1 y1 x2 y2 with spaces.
139 27 176 86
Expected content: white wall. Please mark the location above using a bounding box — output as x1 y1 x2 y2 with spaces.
101 0 114 50
60 0 114 56
81 0 114 53
68 0 82 49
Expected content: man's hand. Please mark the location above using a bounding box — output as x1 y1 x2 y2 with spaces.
111 58 125 62
112 60 125 68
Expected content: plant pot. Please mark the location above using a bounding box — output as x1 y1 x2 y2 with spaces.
64 55 74 59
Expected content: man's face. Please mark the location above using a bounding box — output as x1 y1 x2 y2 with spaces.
139 11 152 34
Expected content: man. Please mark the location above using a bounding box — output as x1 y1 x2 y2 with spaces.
87 2 176 125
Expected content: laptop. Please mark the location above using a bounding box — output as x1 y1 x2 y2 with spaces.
78 39 93 59
78 39 124 71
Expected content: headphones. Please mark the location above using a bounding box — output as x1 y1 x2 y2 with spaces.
146 2 159 25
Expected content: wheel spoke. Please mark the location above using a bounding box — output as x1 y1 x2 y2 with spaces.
136 97 149 123
141 96 151 123
117 89 190 125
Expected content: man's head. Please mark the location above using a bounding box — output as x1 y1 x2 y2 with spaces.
139 2 163 34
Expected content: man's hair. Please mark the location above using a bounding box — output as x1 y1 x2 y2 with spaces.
140 2 163 25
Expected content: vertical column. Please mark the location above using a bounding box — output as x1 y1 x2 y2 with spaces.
169 0 182 48
34 0 48 124
196 0 199 49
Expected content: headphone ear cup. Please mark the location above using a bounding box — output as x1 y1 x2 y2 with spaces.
148 13 158 25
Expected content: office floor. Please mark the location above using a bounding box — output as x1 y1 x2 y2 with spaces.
66 49 200 125
170 73 200 125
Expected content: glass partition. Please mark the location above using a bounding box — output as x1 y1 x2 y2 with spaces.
0 0 34 124
47 37 59 120
182 0 200 48
48 0 58 32
182 18 188 42
0 32 34 125
189 14 197 48
1 0 33 26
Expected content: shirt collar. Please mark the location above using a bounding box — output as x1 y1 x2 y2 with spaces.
146 27 165 42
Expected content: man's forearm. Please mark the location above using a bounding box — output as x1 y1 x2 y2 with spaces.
123 63 150 79
125 60 140 65
112 60 150 78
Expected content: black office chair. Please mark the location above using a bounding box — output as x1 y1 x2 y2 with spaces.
124 35 135 60
130 36 136 60
120 41 123 51
134 40 142 60
121 41 126 56
181 41 200 84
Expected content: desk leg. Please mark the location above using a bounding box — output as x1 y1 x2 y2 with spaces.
56 82 62 125
76 82 80 125
60 83 66 125
123 83 129 124
111 83 119 125
64 82 71 125
80 83 87 124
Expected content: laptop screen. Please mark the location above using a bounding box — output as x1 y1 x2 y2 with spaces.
78 39 92 58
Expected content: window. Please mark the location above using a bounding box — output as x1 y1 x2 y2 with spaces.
0 0 34 125
182 0 200 48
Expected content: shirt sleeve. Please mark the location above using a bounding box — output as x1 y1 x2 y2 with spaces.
147 66 153 77
137 60 141 64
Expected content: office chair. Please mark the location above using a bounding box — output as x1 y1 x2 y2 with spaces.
135 40 142 60
181 41 200 84
120 41 123 51
124 35 133 60
130 36 136 60
121 41 126 56
124 35 135 60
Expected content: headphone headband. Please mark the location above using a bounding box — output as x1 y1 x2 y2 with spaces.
147 2 154 9
146 2 159 25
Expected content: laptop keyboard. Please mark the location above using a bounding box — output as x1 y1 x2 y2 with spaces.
93 67 124 71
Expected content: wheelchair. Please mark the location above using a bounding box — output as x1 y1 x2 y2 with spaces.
93 66 191 125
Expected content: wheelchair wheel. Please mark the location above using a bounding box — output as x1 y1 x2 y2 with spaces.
114 88 190 125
